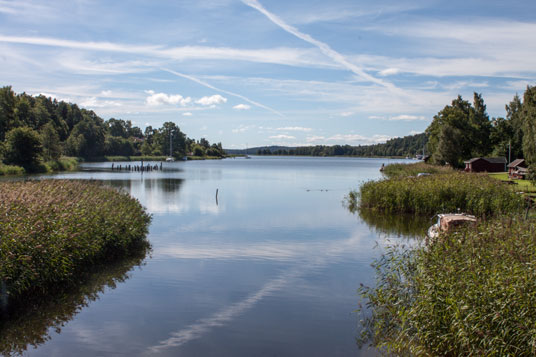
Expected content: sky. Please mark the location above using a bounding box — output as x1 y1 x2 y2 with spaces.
0 0 535 149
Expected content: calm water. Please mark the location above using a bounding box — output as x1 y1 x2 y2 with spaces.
1 156 425 356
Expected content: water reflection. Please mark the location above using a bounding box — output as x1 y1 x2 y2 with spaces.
356 208 430 238
0 245 150 357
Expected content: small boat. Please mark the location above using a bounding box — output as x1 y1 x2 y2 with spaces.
166 157 175 162
427 213 477 239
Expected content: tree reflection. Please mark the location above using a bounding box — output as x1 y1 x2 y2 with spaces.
356 208 430 238
0 243 150 356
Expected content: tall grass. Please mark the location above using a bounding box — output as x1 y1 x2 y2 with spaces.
0 164 25 176
0 180 151 302
358 216 536 355
382 162 454 178
354 172 525 216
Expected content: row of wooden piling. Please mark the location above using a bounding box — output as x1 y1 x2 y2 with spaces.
111 162 163 172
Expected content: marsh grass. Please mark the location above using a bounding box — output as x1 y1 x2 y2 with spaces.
0 165 25 176
354 172 525 216
358 216 536 355
382 162 454 179
0 180 151 303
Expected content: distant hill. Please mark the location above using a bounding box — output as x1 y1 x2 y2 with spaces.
224 133 427 157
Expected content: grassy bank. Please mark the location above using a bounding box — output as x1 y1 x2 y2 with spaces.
353 171 525 216
358 215 536 355
0 180 151 302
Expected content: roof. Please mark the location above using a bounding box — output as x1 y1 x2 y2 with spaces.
464 157 507 164
507 158 525 168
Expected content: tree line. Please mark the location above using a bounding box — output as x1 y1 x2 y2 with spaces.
426 86 536 169
256 133 427 157
0 86 225 171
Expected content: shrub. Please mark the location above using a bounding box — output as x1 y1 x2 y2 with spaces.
0 180 151 301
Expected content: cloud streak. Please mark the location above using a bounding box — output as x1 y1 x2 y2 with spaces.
162 68 284 116
242 0 399 92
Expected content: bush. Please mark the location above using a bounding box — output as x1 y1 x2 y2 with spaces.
353 172 525 216
0 180 151 301
358 216 536 355
4 127 43 171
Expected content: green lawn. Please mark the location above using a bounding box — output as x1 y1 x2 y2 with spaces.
488 172 536 193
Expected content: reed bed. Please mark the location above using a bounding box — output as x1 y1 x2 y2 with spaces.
355 172 525 216
0 180 151 301
382 162 455 178
358 215 536 355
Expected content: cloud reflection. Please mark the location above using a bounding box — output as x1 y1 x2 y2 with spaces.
147 231 369 353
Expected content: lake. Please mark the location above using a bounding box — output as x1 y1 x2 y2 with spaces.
1 156 425 356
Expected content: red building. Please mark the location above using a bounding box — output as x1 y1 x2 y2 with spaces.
464 157 506 173
507 159 527 179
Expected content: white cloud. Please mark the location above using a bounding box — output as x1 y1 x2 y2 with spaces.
195 94 227 106
269 134 295 140
145 90 191 106
340 112 353 117
100 90 112 96
182 112 193 116
80 96 122 108
389 114 427 121
232 125 255 133
306 135 325 143
276 126 312 132
233 103 251 110
379 68 400 76
327 134 392 144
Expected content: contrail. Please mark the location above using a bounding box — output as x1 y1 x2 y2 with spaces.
242 0 400 93
161 68 284 117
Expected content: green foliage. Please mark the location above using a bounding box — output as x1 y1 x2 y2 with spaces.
0 180 151 301
44 156 79 172
358 216 536 355
4 127 43 171
40 122 61 161
0 87 227 166
355 171 525 216
0 164 25 175
381 162 454 178
426 94 492 168
522 86 536 167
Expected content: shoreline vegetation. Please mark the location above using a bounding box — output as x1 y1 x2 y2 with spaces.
351 162 536 355
0 86 226 176
0 180 151 308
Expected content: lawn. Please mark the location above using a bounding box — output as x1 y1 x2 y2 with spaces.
488 172 536 193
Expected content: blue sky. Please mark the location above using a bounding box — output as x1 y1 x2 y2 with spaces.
1 0 535 148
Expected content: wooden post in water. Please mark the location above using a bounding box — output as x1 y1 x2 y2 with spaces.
215 188 219 205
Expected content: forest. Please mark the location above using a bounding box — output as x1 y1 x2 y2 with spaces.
0 86 225 172
254 133 427 157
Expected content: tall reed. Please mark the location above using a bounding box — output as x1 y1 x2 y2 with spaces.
354 172 525 216
0 180 151 301
358 215 536 355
